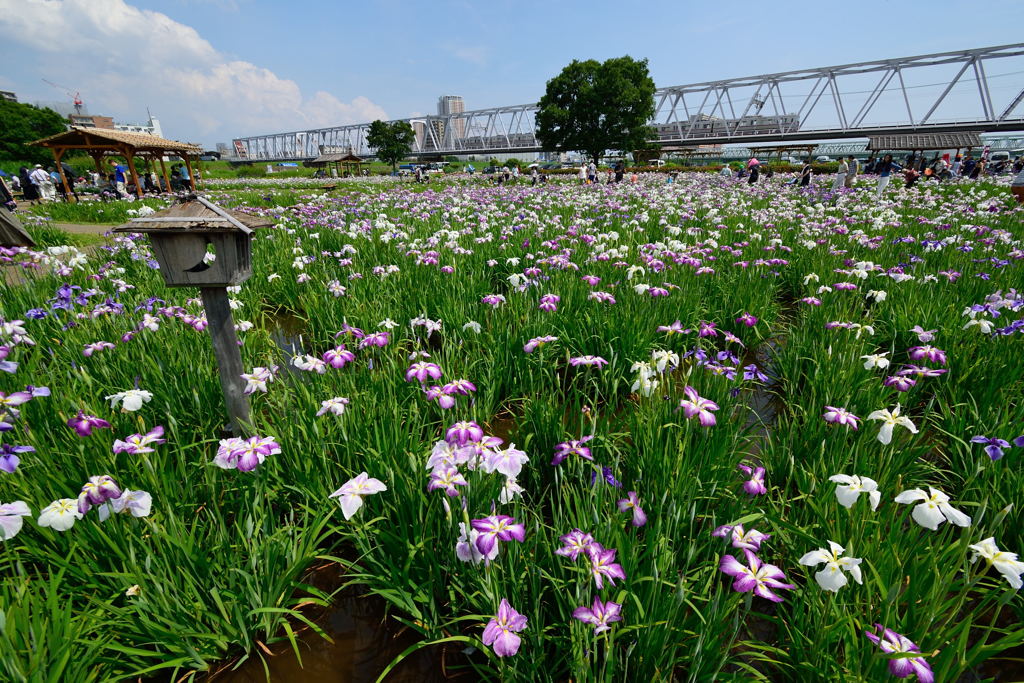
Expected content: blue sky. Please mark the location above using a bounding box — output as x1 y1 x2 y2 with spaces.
1 0 1023 147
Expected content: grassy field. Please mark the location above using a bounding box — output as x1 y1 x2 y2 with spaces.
0 173 1021 681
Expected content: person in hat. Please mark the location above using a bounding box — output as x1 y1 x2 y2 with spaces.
747 159 760 184
29 164 54 201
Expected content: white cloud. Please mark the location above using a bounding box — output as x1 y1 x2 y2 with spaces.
0 0 387 145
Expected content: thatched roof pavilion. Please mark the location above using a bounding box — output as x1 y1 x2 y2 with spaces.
32 127 203 199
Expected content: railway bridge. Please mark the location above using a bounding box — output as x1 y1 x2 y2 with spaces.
231 43 1024 162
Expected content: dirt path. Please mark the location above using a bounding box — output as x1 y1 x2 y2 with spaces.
49 222 118 236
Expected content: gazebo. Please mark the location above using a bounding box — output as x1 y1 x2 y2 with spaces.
32 127 203 199
308 152 367 177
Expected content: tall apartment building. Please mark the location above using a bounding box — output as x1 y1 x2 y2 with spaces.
437 95 465 140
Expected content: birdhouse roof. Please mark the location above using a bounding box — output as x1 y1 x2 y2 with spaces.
113 196 275 234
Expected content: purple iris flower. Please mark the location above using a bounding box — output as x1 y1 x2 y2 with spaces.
552 436 594 465
679 386 719 426
712 524 770 551
738 464 767 496
883 375 917 392
719 550 795 602
523 335 558 353
77 475 122 514
590 465 622 488
112 426 166 455
0 444 34 473
864 624 934 682
656 320 689 335
424 386 456 409
67 411 111 437
358 332 389 349
555 529 594 561
823 406 860 429
569 355 608 368
736 312 758 327
743 364 768 382
586 543 627 589
1015 436 1024 448
697 321 718 337
617 491 647 527
482 599 527 657
897 365 948 378
323 345 355 369
573 597 623 634
971 435 1011 461
909 344 946 366
471 515 526 555
446 420 483 446
406 361 442 384
0 346 15 374
427 466 467 496
214 436 281 472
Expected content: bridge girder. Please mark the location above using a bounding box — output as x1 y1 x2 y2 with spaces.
232 43 1024 162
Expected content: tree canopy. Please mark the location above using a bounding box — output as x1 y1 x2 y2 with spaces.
536 56 656 164
366 120 416 169
0 100 68 166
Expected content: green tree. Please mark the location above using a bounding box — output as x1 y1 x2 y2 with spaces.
366 120 415 170
536 56 656 165
0 100 68 166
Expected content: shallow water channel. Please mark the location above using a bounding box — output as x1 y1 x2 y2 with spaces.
212 587 452 682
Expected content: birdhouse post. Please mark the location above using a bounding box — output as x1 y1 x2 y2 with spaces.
114 196 274 435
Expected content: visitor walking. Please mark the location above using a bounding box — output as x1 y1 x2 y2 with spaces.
30 164 54 201
578 163 587 185
719 164 732 178
614 160 625 183
50 167 67 201
587 161 597 184
111 160 128 196
798 158 813 187
876 154 902 198
833 157 848 190
747 160 760 184
19 167 39 204
844 156 858 188
969 158 984 180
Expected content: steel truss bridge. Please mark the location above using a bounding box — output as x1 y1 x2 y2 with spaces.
232 44 1024 162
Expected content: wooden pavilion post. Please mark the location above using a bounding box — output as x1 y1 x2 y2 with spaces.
183 155 196 192
51 147 74 202
90 152 104 185
123 145 143 199
159 157 171 193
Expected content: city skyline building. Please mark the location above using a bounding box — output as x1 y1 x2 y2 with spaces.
437 95 465 140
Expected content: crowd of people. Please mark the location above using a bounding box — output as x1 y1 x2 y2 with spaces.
6 159 197 205
725 151 1023 202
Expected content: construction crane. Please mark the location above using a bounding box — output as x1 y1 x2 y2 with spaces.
41 79 84 115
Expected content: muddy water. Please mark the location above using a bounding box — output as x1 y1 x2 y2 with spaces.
211 589 454 683
266 309 308 358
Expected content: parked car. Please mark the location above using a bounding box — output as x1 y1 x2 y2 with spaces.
815 155 832 163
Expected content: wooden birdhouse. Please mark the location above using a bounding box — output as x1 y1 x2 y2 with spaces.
113 196 274 287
